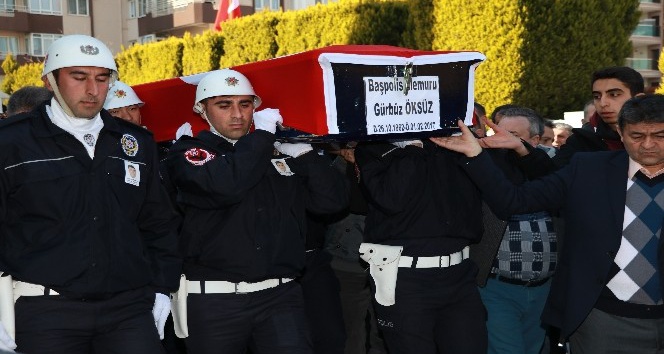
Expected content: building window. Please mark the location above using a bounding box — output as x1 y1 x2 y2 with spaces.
153 0 169 14
0 0 16 13
28 0 62 14
0 36 18 56
29 33 63 56
68 0 88 15
129 0 147 18
255 0 279 10
140 34 156 44
291 0 314 10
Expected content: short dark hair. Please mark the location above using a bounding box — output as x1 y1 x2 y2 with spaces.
490 103 519 123
7 86 53 117
543 118 555 129
499 107 544 137
474 102 486 117
618 94 664 130
591 66 644 96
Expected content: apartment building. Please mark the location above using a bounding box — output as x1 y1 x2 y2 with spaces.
630 0 663 91
0 0 329 67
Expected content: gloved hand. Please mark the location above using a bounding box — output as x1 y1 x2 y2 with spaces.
152 293 170 340
175 122 193 140
274 142 313 158
253 108 283 134
390 139 423 148
0 321 16 352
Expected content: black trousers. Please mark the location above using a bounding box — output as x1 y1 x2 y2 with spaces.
372 260 487 354
15 287 163 354
185 281 312 354
300 250 347 354
329 257 387 354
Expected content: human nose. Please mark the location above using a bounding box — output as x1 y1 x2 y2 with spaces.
86 77 100 97
229 103 242 118
642 136 656 149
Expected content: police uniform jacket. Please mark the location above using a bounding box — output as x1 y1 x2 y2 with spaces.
354 140 483 256
0 103 182 298
165 130 348 283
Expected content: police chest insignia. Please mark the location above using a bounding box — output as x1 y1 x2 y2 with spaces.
83 133 95 147
121 134 139 157
184 148 215 166
80 45 99 55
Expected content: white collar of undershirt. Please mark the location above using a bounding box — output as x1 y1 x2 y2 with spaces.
46 98 104 158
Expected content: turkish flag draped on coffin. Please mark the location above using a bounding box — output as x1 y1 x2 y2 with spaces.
132 45 485 143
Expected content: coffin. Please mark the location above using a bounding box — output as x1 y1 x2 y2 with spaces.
133 45 485 142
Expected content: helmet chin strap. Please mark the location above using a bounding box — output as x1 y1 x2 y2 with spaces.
46 72 76 117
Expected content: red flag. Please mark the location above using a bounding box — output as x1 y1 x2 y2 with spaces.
214 0 241 31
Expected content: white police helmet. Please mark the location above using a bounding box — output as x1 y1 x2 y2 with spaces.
42 34 118 82
193 69 261 113
104 81 144 110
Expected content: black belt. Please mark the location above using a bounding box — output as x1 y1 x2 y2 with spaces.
488 273 550 287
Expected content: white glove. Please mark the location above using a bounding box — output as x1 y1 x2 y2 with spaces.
152 293 170 340
390 139 423 148
0 321 16 352
274 142 313 158
175 122 193 140
253 108 283 134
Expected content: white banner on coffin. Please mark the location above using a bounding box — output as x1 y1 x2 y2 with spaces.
318 52 485 135
363 76 439 135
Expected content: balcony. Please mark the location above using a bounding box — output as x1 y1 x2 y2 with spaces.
626 57 658 71
631 22 662 46
633 23 660 36
0 4 27 16
138 1 216 37
640 0 662 11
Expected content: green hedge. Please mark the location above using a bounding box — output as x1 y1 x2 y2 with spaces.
1 55 43 95
1 0 642 121
182 31 225 75
1 54 20 94
275 0 408 57
116 37 184 85
401 0 434 50
219 11 280 67
431 0 639 119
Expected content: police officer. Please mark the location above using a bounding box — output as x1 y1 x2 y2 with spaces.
355 138 488 353
164 69 348 353
104 80 145 126
0 35 181 353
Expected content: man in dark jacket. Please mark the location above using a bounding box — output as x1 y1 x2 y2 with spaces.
0 34 181 354
553 66 644 168
475 107 559 354
164 69 348 353
432 94 664 354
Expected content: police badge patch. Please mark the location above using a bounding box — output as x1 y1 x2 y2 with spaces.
121 134 139 157
184 148 215 166
114 89 127 99
80 44 99 55
83 133 95 147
